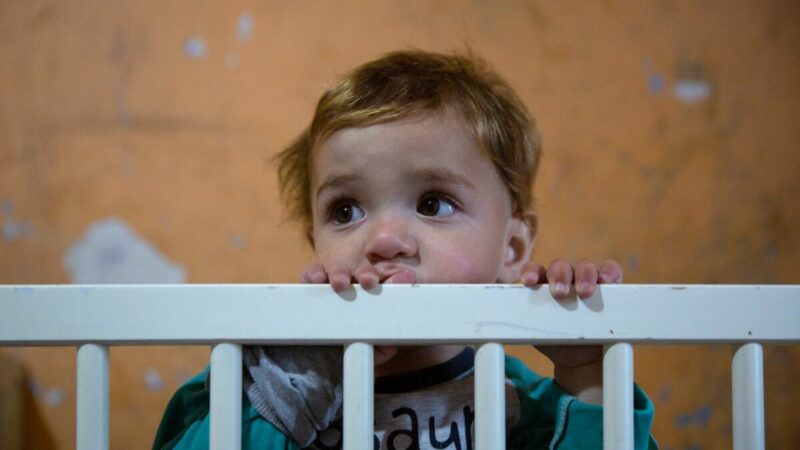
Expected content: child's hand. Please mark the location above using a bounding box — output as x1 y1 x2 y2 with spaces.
300 262 416 292
300 262 417 368
520 259 623 404
520 258 623 299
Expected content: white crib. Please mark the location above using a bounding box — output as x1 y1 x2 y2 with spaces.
1 284 798 450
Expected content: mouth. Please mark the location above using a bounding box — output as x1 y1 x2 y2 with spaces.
378 268 416 284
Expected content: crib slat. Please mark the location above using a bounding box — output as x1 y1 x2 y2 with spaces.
475 343 505 449
343 342 374 450
210 343 242 450
603 343 634 450
76 344 109 450
732 343 765 450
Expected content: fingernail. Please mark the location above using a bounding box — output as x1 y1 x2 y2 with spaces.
521 272 536 285
577 282 590 293
554 282 568 295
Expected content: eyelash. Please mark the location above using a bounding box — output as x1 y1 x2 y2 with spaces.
417 192 461 215
320 191 462 224
323 195 359 222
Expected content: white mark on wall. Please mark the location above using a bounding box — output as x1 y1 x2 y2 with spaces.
229 233 246 250
144 368 165 391
28 379 65 407
673 79 712 104
63 218 186 283
43 388 65 406
3 220 33 241
237 13 255 42
184 36 207 59
1 199 34 241
642 59 664 95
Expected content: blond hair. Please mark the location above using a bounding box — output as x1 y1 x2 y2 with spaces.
276 50 541 236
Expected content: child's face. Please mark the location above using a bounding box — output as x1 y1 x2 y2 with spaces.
309 111 532 284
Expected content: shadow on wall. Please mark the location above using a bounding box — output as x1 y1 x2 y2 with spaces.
0 354 58 450
22 379 59 450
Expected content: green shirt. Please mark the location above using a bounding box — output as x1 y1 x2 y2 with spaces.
153 355 657 449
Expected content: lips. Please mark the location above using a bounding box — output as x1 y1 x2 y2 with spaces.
379 268 417 284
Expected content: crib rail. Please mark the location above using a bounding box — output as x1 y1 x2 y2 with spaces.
2 284 799 450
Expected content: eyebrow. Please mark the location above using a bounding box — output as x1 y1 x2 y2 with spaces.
316 174 365 199
412 167 477 190
315 167 477 199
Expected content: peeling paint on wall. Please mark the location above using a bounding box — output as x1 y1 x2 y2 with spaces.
237 13 255 42
673 61 712 104
3 219 33 241
1 199 12 215
643 59 664 94
673 79 712 104
184 36 207 59
63 218 186 283
657 384 671 403
675 404 712 428
1 199 34 241
143 368 164 391
28 379 65 407
229 233 246 250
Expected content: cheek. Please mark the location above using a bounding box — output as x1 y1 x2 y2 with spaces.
427 239 506 283
313 232 357 267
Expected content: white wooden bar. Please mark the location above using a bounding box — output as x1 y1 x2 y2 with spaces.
732 343 765 450
76 343 109 450
603 343 634 450
343 342 374 450
210 343 242 450
2 285 799 345
1 285 799 450
475 342 506 450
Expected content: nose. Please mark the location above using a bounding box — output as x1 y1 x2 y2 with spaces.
364 215 417 264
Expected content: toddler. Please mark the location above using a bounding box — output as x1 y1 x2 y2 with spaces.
154 50 657 449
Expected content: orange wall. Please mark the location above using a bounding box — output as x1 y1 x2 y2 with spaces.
1 1 798 448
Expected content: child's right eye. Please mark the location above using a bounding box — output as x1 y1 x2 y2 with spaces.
331 203 365 224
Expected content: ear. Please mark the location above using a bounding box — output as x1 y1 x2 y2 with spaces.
498 211 537 283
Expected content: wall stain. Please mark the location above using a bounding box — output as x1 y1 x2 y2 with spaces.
675 404 712 428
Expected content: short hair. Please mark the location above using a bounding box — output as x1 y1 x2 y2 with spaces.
276 49 542 236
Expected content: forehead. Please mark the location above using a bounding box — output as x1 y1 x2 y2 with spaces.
312 112 491 180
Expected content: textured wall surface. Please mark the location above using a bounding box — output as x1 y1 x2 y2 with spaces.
1 1 798 449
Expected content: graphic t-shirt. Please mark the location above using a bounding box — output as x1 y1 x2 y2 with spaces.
310 347 519 450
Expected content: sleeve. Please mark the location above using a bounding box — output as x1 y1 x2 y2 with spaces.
152 368 300 450
505 356 659 450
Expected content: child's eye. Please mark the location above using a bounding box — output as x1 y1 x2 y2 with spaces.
331 203 365 224
417 194 457 218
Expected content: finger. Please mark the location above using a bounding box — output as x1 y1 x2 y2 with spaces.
574 259 599 299
520 262 547 287
547 259 574 299
300 262 328 284
599 259 623 284
327 265 353 292
384 268 416 284
354 266 380 290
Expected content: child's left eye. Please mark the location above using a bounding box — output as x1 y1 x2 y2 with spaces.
417 195 457 218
